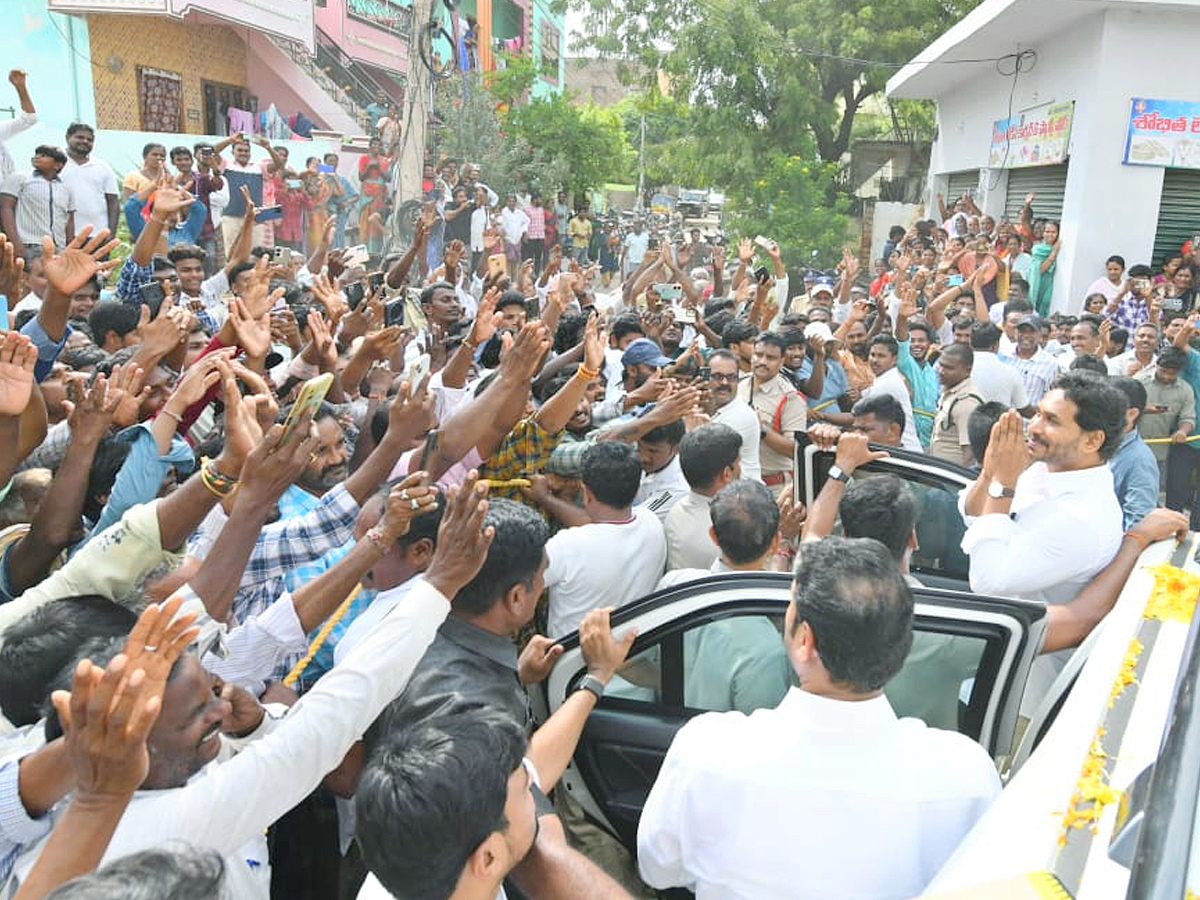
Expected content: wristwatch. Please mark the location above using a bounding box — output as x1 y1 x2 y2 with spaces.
987 480 1016 499
828 464 851 483
575 674 606 702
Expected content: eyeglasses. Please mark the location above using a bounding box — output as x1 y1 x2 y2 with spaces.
709 372 739 383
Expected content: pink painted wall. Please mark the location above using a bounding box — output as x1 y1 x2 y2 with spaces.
315 0 410 76
245 31 361 136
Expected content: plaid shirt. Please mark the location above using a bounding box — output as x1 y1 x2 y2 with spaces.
1002 349 1060 405
1111 295 1151 332
477 417 563 501
114 256 153 303
188 483 360 624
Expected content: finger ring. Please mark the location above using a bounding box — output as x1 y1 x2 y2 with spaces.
410 498 419 510
400 489 410 500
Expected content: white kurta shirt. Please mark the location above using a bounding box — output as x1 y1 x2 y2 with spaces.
637 687 1000 900
960 461 1122 605
6 582 451 900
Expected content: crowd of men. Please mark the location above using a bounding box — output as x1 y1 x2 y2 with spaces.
0 63 1196 900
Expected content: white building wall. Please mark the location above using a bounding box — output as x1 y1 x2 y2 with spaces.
923 6 1200 311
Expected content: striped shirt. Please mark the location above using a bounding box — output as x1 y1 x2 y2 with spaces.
1002 348 1060 405
0 171 74 249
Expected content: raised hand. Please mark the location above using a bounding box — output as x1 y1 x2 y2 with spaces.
0 233 25 302
305 309 338 372
108 362 150 428
469 287 503 348
582 312 604 372
167 348 234 412
378 472 439 541
41 228 121 298
237 415 321 507
386 369 436 439
777 488 806 542
0 331 37 416
498 320 551 383
424 471 494 600
70 372 124 444
738 237 754 263
834 431 889 475
227 295 272 359
149 183 196 220
137 298 190 360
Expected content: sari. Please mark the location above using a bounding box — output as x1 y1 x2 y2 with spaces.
1028 241 1056 317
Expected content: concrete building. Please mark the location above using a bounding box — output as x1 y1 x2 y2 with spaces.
3 0 565 196
888 0 1200 313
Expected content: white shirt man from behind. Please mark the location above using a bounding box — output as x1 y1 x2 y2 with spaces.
663 423 743 571
545 441 666 638
969 321 1032 413
638 537 1000 899
707 349 763 481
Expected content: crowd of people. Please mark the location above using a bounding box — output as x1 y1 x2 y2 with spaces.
0 64 1197 900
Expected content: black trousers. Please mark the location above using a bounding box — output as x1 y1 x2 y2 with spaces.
1166 442 1200 528
523 237 545 276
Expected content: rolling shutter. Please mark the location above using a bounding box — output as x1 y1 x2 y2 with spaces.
945 170 980 203
1152 168 1200 267
1003 163 1069 222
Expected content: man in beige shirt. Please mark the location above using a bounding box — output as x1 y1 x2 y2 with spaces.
929 344 983 466
738 332 807 486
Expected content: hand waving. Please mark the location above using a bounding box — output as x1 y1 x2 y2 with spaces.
41 228 121 298
0 331 37 416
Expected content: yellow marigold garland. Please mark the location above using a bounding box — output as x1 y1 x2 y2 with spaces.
1144 564 1200 622
1058 564 1197 846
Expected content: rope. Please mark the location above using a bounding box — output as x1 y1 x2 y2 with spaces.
283 584 362 687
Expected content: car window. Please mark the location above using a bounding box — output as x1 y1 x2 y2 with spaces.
884 629 990 733
603 607 993 739
805 450 971 584
682 614 793 714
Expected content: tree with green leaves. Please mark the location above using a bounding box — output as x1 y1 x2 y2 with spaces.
575 0 981 164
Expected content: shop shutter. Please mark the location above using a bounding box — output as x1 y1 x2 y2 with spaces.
1152 168 1200 267
945 170 980 204
1003 163 1069 222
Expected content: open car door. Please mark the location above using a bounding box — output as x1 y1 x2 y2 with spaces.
796 440 977 591
539 572 1046 852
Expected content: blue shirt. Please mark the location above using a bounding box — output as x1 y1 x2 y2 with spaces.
1108 430 1160 530
1183 347 1200 437
19 315 68 383
88 423 197 541
797 356 849 411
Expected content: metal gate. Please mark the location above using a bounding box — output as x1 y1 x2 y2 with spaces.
1003 164 1069 222
1152 168 1200 267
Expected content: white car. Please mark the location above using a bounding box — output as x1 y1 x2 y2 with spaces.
535 444 1200 899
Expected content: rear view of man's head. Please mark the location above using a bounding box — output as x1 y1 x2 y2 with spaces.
678 423 742 495
710 480 780 566
838 475 916 564
356 706 536 900
582 441 643 510
786 537 913 695
451 499 549 627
